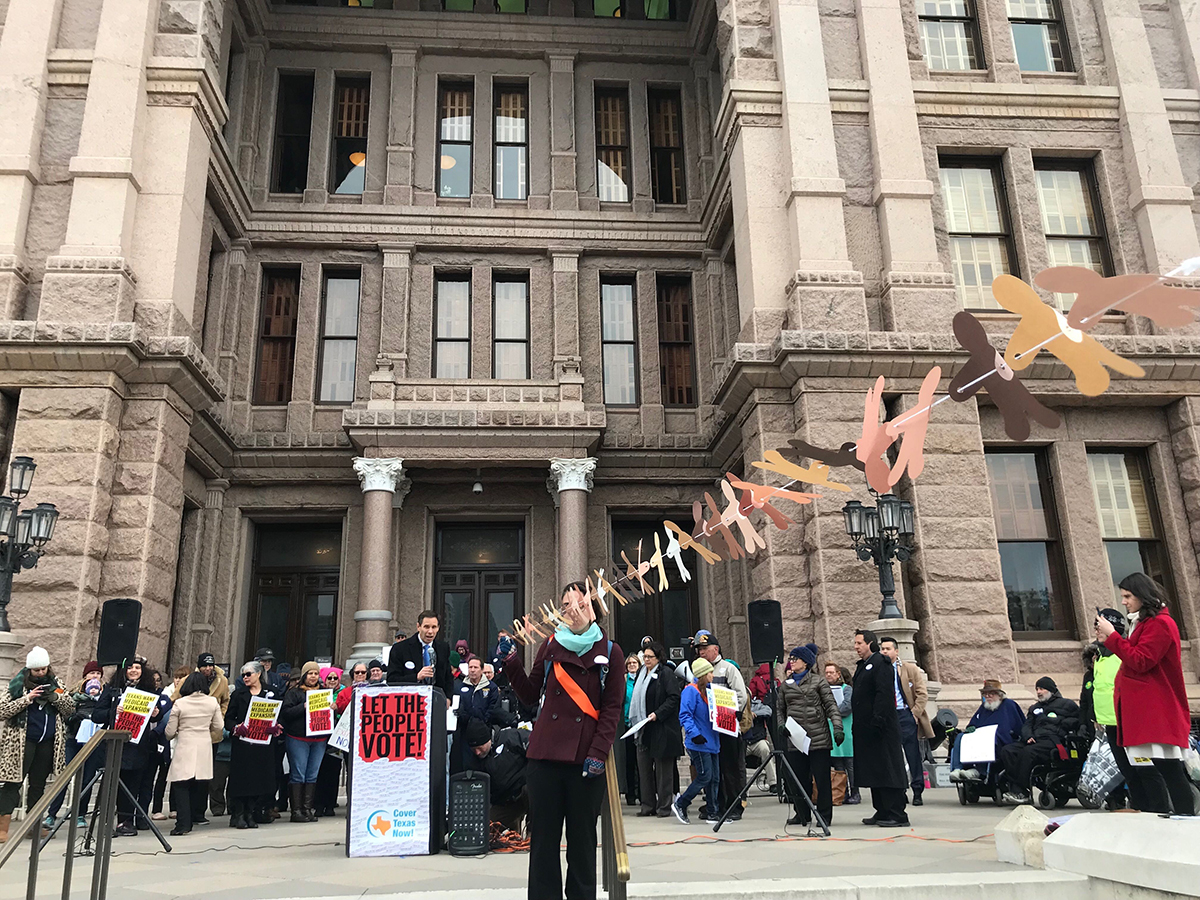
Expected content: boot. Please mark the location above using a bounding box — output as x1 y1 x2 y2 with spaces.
252 805 273 825
0 814 9 843
289 785 306 823
301 784 317 823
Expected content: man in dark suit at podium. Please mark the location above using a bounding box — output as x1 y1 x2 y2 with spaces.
386 609 454 703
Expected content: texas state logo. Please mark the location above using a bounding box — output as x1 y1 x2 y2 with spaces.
366 810 392 838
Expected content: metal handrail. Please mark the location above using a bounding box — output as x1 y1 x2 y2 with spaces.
601 748 630 899
0 728 127 900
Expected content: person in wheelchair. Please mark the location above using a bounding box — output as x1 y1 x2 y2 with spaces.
949 679 1024 785
999 677 1080 805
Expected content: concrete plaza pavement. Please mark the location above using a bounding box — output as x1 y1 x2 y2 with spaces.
3 787 1017 900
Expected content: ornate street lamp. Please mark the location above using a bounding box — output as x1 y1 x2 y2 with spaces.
0 456 59 632
841 490 916 620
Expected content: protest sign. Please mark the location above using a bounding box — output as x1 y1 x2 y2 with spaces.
243 697 282 745
346 684 446 858
708 685 739 737
328 702 352 754
959 724 999 764
306 688 334 736
114 688 157 744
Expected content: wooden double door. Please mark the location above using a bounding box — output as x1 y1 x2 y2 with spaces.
434 523 524 657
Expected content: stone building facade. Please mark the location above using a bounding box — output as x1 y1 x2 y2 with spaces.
0 0 1198 711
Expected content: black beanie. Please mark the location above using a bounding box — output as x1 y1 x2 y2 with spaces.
465 719 492 748
1035 676 1058 694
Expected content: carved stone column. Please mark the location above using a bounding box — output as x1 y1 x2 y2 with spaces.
546 52 578 211
351 457 406 667
548 457 597 586
385 48 419 206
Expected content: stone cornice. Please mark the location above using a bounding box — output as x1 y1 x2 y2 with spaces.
713 81 784 155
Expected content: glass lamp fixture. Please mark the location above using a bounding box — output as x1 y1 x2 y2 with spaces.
863 508 880 541
8 456 35 500
841 500 866 539
29 503 58 546
877 493 902 533
899 501 915 538
0 496 15 537
14 512 31 550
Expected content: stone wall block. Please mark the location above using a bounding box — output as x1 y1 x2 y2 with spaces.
158 0 201 33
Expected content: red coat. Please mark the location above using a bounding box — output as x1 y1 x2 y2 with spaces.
505 632 624 766
1105 612 1190 748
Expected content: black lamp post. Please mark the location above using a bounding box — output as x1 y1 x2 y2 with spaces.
0 456 60 632
841 492 915 620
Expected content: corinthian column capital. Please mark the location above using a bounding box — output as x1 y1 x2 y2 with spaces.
352 457 406 493
548 457 597 493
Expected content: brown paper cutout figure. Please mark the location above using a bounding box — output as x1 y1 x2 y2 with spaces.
752 451 852 493
718 480 767 554
855 376 897 493
621 548 655 596
880 366 941 490
608 558 644 603
648 533 670 592
949 311 1061 441
993 274 1145 396
724 475 796 531
1033 266 1200 331
703 493 746 559
725 473 820 507
783 440 867 472
692 501 731 562
663 527 693 583
662 520 721 565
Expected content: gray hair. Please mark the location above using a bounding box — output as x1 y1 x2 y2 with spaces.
240 660 264 676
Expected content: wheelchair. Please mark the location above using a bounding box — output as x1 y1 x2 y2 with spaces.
1027 732 1090 810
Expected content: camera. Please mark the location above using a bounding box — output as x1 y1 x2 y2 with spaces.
472 482 483 494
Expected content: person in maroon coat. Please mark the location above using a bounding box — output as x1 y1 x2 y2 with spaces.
1095 572 1195 815
501 581 624 900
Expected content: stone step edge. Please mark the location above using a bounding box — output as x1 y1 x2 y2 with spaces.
271 869 1088 900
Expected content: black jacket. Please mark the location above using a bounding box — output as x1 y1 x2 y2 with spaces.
851 651 907 789
280 687 321 739
387 634 454 699
1020 692 1080 743
93 685 170 770
633 665 683 759
469 726 530 805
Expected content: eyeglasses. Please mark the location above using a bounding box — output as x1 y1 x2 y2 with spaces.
241 672 254 678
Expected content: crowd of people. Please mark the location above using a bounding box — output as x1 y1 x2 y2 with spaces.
0 571 1194 875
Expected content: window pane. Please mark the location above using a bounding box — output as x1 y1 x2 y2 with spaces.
495 145 527 200
940 167 1004 234
1007 0 1056 17
444 0 474 10
949 236 1011 308
487 591 516 652
1088 452 1155 539
494 342 528 379
921 20 979 70
440 526 522 565
497 0 526 10
594 0 622 15
495 91 527 143
439 143 471 198
323 276 360 336
319 339 357 402
272 74 314 194
603 344 638 404
494 281 528 339
435 341 470 378
331 79 369 195
256 270 299 404
436 280 470 338
923 0 970 13
1010 22 1056 71
259 527 342 567
301 592 337 664
598 153 630 202
255 593 290 661
601 283 635 340
987 453 1049 540
441 591 472 649
999 542 1057 631
1036 169 1098 236
645 0 671 17
440 87 473 141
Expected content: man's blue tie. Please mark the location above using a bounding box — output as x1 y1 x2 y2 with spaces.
423 644 431 668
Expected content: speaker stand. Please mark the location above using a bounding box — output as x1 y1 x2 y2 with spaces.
712 748 829 837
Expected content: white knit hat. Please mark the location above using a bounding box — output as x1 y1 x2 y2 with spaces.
26 646 50 669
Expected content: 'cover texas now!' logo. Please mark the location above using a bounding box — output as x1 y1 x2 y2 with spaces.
365 809 418 839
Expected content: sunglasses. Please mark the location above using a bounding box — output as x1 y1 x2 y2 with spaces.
241 672 254 678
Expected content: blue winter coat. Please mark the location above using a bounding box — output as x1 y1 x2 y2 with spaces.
679 682 718 754
966 697 1025 749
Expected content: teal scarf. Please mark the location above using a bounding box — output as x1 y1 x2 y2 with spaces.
555 622 603 656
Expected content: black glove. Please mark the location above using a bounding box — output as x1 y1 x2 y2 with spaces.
693 735 707 745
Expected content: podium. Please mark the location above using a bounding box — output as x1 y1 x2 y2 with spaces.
345 684 446 857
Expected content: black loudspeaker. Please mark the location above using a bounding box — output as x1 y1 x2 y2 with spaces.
97 598 142 667
447 770 490 857
747 598 784 664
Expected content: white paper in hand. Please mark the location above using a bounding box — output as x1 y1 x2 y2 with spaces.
620 717 652 740
959 724 999 763
784 718 811 754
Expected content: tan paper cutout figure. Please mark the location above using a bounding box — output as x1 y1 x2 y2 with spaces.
692 501 731 562
725 475 797 531
879 366 941 490
725 473 821 507
1033 266 1200 330
782 440 866 472
752 451 852 492
621 549 655 596
993 274 1145 396
949 311 1061 441
718 480 767 554
703 492 746 559
662 527 693 582
594 570 627 607
648 533 670 592
855 376 897 493
662 520 721 565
